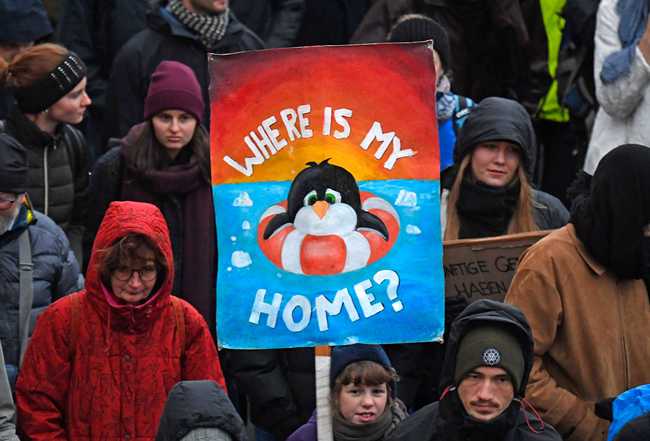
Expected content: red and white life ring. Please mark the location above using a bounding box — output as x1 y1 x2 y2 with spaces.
257 191 400 275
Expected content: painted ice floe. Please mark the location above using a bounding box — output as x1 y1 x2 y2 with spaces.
230 236 237 242
406 224 422 235
242 220 251 230
394 189 418 207
231 251 252 268
233 192 253 207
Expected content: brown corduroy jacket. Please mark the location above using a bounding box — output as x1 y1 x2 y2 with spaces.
505 224 650 441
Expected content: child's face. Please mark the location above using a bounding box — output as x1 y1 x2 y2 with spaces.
338 383 388 425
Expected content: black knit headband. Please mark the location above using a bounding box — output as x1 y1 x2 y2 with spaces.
14 52 87 114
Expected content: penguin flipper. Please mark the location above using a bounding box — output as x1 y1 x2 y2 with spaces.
263 213 292 239
357 211 389 241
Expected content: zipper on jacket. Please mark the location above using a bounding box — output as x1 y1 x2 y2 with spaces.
43 146 49 216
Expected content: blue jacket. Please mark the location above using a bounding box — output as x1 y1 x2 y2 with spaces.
0 204 82 388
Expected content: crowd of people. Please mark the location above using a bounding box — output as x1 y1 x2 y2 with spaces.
1 0 649 440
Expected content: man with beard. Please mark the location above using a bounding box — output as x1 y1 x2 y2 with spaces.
388 300 562 441
0 133 82 391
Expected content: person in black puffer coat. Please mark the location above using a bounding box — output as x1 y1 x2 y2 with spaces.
0 43 91 264
156 380 247 441
387 300 562 441
102 0 264 146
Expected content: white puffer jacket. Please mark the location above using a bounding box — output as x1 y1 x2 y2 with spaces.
584 0 650 174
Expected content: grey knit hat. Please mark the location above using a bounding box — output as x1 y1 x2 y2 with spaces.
454 324 525 392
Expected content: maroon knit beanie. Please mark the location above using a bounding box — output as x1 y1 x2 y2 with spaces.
144 61 204 122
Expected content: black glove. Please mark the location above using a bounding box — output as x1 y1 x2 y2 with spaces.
595 397 615 421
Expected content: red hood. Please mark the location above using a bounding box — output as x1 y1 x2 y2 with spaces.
85 201 175 324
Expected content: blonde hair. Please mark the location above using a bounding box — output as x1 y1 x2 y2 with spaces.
444 155 538 240
0 43 68 89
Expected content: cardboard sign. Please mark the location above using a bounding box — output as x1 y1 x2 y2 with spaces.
209 43 445 349
443 231 550 302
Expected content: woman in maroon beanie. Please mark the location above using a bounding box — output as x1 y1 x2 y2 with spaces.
85 60 217 335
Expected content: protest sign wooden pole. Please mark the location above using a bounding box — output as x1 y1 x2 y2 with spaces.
315 346 333 441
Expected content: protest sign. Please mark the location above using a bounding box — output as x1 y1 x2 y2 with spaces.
443 231 551 302
209 43 444 349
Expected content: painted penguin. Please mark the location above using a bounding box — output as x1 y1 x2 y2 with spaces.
263 159 389 240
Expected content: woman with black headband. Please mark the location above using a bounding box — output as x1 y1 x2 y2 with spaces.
0 43 90 262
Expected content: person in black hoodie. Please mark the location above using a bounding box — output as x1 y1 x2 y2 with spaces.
442 96 568 240
388 299 562 441
156 380 247 441
102 0 263 146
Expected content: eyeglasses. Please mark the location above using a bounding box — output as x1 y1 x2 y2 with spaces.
112 266 157 282
0 194 18 210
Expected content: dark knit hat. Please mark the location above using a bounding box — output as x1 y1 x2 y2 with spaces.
14 51 87 114
388 14 451 73
454 324 525 392
0 0 53 43
454 97 536 176
144 61 204 122
0 133 28 193
330 344 396 397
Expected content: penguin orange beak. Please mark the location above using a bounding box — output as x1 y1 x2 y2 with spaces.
312 200 329 219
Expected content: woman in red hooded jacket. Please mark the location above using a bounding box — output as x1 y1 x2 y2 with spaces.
15 200 225 440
